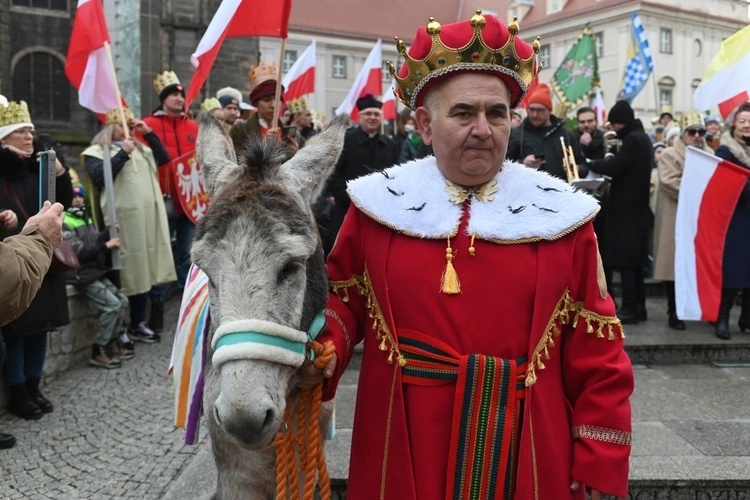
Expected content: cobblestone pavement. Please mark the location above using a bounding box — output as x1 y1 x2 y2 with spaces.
0 297 206 499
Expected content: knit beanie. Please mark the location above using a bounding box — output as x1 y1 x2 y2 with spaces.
526 83 553 110
608 100 635 126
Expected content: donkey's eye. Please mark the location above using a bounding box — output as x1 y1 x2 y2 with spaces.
277 259 304 283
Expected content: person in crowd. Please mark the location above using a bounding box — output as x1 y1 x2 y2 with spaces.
659 111 674 128
511 109 523 129
63 184 131 368
665 126 680 147
0 99 73 420
288 97 317 141
573 106 604 162
215 87 244 131
650 141 666 217
506 83 586 181
392 108 414 153
141 71 197 326
1 199 64 449
713 102 750 339
399 112 432 163
281 105 291 126
588 100 653 324
704 115 722 151
84 108 176 345
653 113 713 331
324 94 400 254
200 98 226 125
303 12 633 498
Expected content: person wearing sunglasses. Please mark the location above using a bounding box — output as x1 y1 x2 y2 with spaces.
653 112 713 331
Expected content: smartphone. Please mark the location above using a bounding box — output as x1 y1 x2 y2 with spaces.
38 150 57 208
282 125 296 138
38 133 52 151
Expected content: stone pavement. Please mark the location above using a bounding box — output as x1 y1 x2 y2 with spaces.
3 295 750 498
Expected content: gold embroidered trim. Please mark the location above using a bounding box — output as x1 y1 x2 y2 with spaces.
329 269 406 367
525 289 624 387
380 361 400 499
572 424 632 446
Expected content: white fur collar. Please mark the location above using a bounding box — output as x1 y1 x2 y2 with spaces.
346 156 599 242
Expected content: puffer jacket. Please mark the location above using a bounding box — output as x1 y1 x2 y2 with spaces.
62 209 109 286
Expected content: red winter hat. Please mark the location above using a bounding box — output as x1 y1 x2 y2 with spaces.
527 83 553 110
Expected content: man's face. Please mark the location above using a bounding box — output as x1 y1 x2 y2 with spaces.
511 113 522 129
295 110 313 128
612 123 626 132
416 72 510 186
683 127 706 147
223 103 240 124
660 114 672 126
163 91 184 115
577 111 597 134
527 104 551 128
256 96 276 123
358 108 382 135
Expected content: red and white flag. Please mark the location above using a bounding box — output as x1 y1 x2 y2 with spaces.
185 0 292 109
675 147 750 321
382 78 397 121
65 0 123 117
282 40 316 101
592 87 607 124
335 39 382 120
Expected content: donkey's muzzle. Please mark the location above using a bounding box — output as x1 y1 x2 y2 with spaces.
213 384 281 448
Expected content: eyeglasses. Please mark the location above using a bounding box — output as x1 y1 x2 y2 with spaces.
686 129 706 137
11 128 34 137
527 107 548 114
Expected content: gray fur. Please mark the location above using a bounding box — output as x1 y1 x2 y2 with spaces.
193 114 348 499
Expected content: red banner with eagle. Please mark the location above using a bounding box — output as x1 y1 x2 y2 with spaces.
172 152 209 224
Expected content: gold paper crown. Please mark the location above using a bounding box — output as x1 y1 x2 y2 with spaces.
153 71 181 95
287 97 309 114
105 108 135 126
680 111 705 131
200 97 222 112
388 10 540 109
312 110 326 123
0 99 32 128
249 61 279 89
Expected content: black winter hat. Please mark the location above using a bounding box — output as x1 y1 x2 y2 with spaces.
608 100 635 126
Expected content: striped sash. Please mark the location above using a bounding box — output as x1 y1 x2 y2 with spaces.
399 329 527 500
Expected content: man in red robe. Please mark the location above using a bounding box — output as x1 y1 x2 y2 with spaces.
304 11 633 499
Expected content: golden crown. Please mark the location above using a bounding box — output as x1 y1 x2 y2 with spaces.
249 61 279 89
0 99 32 128
312 110 325 123
153 71 181 95
200 97 222 112
287 97 309 114
105 108 135 126
680 111 705 131
388 11 540 109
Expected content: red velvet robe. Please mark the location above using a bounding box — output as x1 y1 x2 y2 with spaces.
320 159 633 499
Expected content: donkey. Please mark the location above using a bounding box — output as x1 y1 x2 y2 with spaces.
193 113 348 499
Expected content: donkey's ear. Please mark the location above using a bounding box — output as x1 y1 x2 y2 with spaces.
279 114 349 203
196 112 241 198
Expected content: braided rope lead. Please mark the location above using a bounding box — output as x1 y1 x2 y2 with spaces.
274 340 335 500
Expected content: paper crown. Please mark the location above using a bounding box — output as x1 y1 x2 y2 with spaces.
105 108 135 126
249 61 279 89
287 97 310 114
0 98 32 128
200 98 222 112
680 111 705 132
312 110 326 123
388 10 540 110
153 71 181 95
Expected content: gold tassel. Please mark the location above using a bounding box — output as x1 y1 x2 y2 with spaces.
440 237 461 294
469 234 476 257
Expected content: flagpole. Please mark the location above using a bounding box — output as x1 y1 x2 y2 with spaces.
272 37 287 131
651 70 660 119
102 41 138 173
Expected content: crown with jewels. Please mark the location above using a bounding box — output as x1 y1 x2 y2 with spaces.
249 61 279 89
388 10 540 110
680 111 705 132
287 97 310 114
153 71 181 95
200 97 222 113
0 98 32 128
104 108 135 126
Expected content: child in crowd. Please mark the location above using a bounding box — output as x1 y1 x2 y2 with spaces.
62 184 134 368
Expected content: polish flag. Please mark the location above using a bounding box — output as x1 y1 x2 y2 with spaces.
185 0 292 109
382 78 397 121
592 87 607 124
693 24 750 119
282 40 316 101
335 39 382 120
675 147 750 321
65 0 123 117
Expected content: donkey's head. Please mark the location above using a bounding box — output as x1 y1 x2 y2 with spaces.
193 114 347 448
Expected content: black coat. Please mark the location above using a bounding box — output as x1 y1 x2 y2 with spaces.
506 115 587 181
571 127 605 161
0 143 73 336
588 119 653 268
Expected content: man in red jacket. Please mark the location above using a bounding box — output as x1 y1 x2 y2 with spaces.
141 71 198 330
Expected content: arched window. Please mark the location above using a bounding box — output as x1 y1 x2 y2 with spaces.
12 50 70 122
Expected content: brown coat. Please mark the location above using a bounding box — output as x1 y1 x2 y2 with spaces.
0 226 54 326
653 139 713 281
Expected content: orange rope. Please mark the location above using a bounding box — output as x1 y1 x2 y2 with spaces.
274 340 335 500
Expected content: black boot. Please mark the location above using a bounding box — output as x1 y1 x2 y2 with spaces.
665 281 686 331
149 300 164 334
716 289 738 340
739 289 750 333
25 376 53 414
0 432 16 450
7 384 43 420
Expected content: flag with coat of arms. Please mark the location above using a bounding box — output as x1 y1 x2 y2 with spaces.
618 12 654 103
